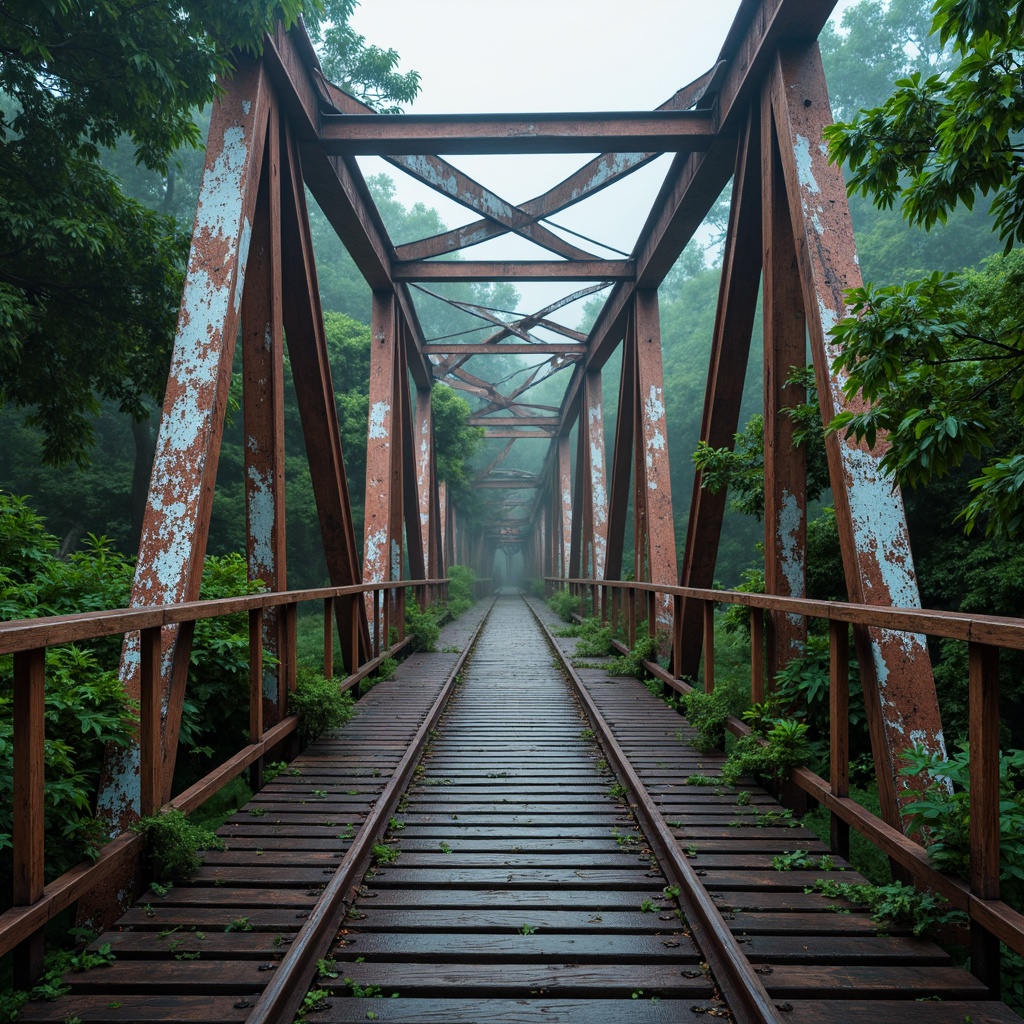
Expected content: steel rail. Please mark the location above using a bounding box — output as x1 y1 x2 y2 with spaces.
243 596 496 1023
526 596 786 1024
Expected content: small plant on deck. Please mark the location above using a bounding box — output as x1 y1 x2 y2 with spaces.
288 667 355 744
131 808 224 880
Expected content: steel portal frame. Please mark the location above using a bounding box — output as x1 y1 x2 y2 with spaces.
95 0 946 921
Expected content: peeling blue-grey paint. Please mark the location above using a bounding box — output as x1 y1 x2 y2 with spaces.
368 400 390 441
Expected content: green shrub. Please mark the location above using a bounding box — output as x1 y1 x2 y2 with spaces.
404 603 440 652
446 565 476 618
574 617 614 657
721 718 810 786
682 685 740 753
288 668 355 743
808 878 965 937
131 808 224 880
608 633 660 679
900 742 1024 911
547 588 579 623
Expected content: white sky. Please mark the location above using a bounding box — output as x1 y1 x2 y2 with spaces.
347 0 860 320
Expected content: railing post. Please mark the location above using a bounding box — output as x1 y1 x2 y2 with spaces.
397 585 406 641
828 618 850 861
703 599 715 693
970 640 1001 994
140 626 163 817
351 596 362 675
750 607 765 706
647 590 656 639
281 601 297 696
672 593 683 678
323 597 334 679
247 610 265 792
13 647 45 982
627 585 637 647
373 590 381 658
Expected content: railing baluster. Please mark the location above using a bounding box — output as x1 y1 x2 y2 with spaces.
281 601 298 696
969 640 1001 993
627 585 637 646
750 607 765 706
703 599 715 693
323 597 334 679
350 597 361 675
247 611 265 792
828 618 850 860
13 647 45 981
141 626 163 817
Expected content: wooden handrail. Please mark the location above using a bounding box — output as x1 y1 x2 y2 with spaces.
545 574 1024 983
0 576 448 972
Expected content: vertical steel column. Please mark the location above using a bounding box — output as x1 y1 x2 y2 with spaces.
770 42 944 829
363 291 404 641
677 110 762 678
605 331 637 583
633 289 679 632
280 124 367 674
583 370 609 579
415 386 441 579
99 61 271 847
762 84 808 682
558 434 573 579
241 96 288 727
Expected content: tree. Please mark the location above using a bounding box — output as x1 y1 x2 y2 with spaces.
0 0 316 466
307 0 421 113
825 1 1024 538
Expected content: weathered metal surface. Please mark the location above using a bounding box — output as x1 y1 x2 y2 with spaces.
395 260 633 281
241 98 288 727
632 291 679 631
394 70 722 263
415 387 438 577
770 42 944 828
582 371 609 579
762 87 808 681
97 61 271 854
318 109 716 155
677 110 762 678
604 332 636 583
363 291 403 637
558 435 573 579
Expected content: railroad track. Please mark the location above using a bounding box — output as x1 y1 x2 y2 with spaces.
20 593 1019 1023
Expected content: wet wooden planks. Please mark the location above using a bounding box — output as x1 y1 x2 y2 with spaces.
313 593 720 1020
18 607 489 1023
530 595 1021 1023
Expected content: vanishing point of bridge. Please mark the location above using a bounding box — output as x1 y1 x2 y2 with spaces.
2 1 1023 1021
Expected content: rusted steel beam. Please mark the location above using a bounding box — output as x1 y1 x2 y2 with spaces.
604 332 637 582
561 0 841 435
399 326 426 585
558 435 573 578
363 291 403 638
584 372 610 580
427 344 586 355
483 428 558 438
415 387 439 578
241 98 289 729
262 26 433 391
469 415 560 428
279 122 369 671
394 261 633 282
677 109 762 678
770 41 943 829
761 85 808 682
97 61 272 858
319 109 716 155
395 69 723 263
632 290 678 631
262 25 392 290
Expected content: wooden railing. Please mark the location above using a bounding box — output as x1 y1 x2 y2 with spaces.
0 576 448 978
546 575 1024 992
